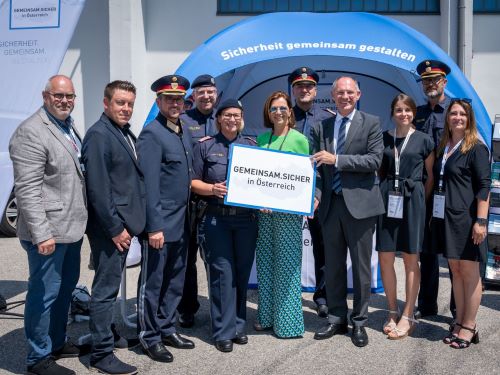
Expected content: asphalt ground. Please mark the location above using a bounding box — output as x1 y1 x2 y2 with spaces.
0 235 499 375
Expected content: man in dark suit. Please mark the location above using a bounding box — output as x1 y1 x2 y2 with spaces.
82 81 146 375
136 75 195 363
311 76 384 347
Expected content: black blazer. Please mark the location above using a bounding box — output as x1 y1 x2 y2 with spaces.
311 110 385 221
82 113 146 238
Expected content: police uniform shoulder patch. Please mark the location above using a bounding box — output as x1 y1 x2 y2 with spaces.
198 136 213 142
243 136 257 145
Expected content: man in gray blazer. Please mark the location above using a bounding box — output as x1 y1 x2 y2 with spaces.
9 75 87 375
311 76 384 347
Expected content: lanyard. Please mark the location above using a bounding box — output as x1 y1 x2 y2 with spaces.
55 122 80 157
267 129 289 151
393 128 414 190
439 139 463 191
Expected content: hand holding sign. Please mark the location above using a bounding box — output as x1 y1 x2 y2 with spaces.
311 150 336 167
212 181 228 198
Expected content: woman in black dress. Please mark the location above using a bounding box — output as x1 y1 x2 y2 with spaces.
377 94 434 339
431 99 490 349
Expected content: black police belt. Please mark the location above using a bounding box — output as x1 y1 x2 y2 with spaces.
206 204 253 216
386 176 421 197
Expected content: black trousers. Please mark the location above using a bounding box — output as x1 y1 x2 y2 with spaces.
201 213 257 341
418 254 456 317
88 233 128 364
137 234 188 348
177 226 200 316
322 194 376 327
308 216 327 306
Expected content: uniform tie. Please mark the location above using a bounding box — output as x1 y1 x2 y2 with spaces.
332 117 348 193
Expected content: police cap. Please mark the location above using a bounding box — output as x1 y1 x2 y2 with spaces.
215 99 243 117
191 74 216 89
416 60 451 78
151 75 190 96
288 67 319 86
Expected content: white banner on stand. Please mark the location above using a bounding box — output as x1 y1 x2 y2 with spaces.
249 218 383 293
0 0 85 221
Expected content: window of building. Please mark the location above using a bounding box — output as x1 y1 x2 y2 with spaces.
217 0 441 15
218 0 500 15
474 0 500 13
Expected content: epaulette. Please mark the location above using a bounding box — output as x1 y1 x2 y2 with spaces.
198 136 213 142
324 108 336 116
243 136 257 145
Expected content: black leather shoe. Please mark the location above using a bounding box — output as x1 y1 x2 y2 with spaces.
162 332 195 349
178 313 195 328
317 304 329 318
27 357 75 375
90 353 137 375
52 340 91 359
232 333 248 345
314 323 348 340
142 343 173 363
415 306 438 319
215 340 233 352
351 326 369 347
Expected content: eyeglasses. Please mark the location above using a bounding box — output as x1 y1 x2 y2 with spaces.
47 92 76 101
422 77 444 86
222 113 242 120
163 96 184 104
294 83 316 91
334 90 357 97
269 106 289 113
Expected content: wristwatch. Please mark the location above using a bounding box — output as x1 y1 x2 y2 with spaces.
476 217 488 226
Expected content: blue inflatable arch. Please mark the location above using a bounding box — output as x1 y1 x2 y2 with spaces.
146 12 491 146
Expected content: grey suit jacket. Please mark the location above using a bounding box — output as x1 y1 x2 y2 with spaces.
311 110 385 222
9 107 87 244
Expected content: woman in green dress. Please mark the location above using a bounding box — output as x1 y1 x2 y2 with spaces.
254 91 309 338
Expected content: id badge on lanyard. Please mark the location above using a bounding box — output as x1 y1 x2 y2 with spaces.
432 139 463 219
387 191 404 219
432 193 445 219
387 129 413 219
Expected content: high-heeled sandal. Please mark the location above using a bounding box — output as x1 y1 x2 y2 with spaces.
387 315 417 340
443 321 461 344
382 309 400 334
450 325 479 349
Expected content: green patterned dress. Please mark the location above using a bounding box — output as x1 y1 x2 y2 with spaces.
255 128 309 338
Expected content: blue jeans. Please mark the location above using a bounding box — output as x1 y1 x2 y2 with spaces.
20 239 82 366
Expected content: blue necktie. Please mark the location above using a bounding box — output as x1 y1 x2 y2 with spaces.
332 117 348 193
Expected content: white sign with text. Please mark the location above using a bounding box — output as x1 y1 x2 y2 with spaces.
225 144 315 216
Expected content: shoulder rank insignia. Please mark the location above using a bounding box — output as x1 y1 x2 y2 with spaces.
198 136 213 142
243 136 257 145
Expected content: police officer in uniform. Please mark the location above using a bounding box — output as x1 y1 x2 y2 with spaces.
136 75 195 363
414 59 455 319
192 99 257 353
289 67 332 317
178 74 219 328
